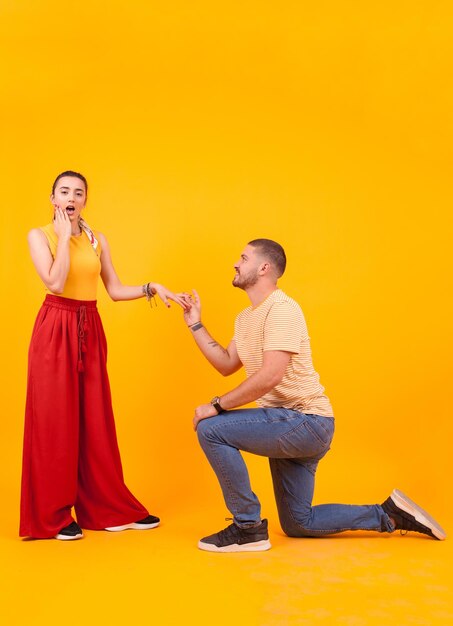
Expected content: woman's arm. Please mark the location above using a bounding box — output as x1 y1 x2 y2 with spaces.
28 208 72 293
98 232 187 308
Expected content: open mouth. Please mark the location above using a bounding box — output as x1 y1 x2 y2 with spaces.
66 205 75 215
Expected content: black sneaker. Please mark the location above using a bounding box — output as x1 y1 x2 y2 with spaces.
381 489 446 540
198 519 271 553
54 521 83 541
105 514 160 532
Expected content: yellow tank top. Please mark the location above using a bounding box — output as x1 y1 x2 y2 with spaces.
40 223 102 301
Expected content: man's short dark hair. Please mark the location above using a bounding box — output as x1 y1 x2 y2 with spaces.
248 238 286 278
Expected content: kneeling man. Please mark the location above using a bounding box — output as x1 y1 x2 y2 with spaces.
183 239 445 552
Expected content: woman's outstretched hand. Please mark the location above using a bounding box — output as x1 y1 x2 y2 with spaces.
149 283 190 309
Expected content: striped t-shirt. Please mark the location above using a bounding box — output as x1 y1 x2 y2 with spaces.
234 289 333 417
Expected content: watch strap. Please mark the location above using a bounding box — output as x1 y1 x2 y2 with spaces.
210 396 224 414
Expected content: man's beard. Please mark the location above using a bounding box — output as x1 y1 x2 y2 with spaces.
232 271 259 290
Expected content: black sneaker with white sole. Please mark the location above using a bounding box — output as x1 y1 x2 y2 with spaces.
105 514 160 532
198 519 271 553
54 521 83 541
381 489 446 540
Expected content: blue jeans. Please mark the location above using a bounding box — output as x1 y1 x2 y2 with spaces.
197 408 393 535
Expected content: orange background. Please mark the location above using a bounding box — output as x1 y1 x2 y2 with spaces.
0 2 452 623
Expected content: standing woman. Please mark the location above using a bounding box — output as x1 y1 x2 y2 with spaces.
21 170 186 540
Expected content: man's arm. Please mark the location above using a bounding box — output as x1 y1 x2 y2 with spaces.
184 289 242 376
183 290 292 429
193 349 292 429
189 329 242 377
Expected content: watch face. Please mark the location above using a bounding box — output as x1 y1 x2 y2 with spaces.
210 397 222 412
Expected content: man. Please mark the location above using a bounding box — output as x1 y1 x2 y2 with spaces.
183 239 446 552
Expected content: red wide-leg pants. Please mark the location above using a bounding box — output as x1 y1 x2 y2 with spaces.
20 295 149 538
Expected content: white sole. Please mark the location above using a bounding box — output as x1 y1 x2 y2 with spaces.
54 533 83 541
105 522 160 532
391 489 446 540
198 539 272 553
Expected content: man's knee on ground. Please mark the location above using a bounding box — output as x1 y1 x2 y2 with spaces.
280 517 319 538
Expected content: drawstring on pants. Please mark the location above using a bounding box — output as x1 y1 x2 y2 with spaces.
77 306 88 372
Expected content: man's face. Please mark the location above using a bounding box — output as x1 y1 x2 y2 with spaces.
232 245 263 290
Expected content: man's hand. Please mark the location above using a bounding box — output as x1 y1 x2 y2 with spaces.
182 289 202 327
182 289 243 376
193 402 218 430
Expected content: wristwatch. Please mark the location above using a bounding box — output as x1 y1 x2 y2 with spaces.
210 396 224 414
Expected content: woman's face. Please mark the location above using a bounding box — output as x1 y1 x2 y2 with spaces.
51 176 87 223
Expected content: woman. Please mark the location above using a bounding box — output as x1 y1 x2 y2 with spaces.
21 170 187 540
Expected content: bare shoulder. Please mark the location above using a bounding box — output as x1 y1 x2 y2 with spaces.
27 228 47 246
97 231 109 247
27 227 53 265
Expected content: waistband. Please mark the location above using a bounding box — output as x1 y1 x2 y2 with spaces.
43 294 98 311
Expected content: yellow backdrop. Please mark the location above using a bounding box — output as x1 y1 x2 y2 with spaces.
1 0 451 535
